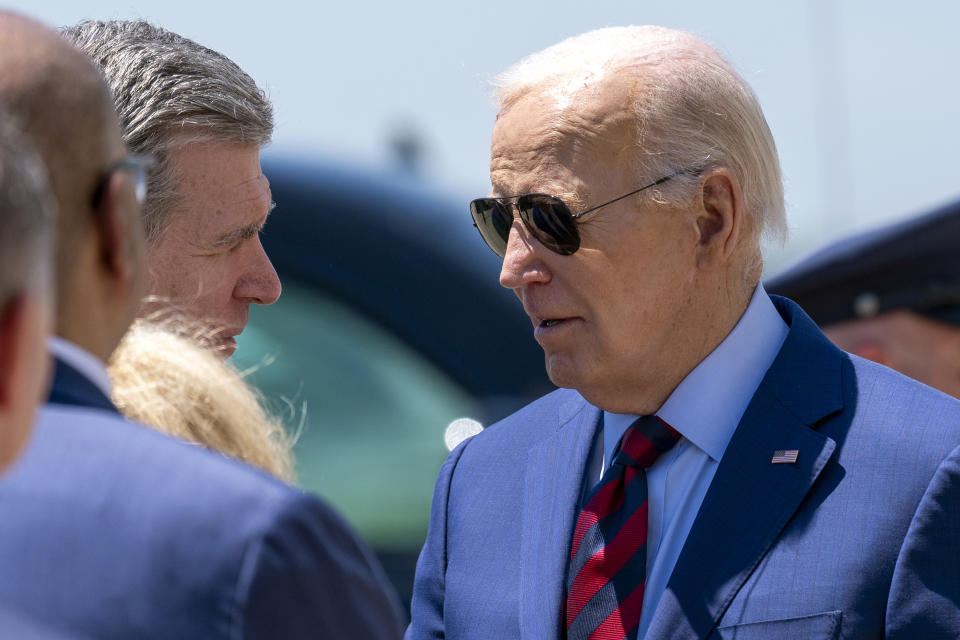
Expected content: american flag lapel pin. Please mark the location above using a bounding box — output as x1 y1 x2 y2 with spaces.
771 449 799 464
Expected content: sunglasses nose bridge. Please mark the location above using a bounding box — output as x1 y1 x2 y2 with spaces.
495 199 541 261
501 199 537 255
502 198 522 221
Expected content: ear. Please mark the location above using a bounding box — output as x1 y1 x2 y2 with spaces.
0 294 51 469
93 171 140 286
0 295 49 408
849 340 891 367
0 296 27 408
694 169 743 270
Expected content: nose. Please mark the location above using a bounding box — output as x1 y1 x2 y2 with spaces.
499 219 550 290
234 238 282 305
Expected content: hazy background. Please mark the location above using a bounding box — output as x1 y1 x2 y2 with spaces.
17 0 960 270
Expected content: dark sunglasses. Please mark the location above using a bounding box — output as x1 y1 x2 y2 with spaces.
91 154 154 209
469 168 697 257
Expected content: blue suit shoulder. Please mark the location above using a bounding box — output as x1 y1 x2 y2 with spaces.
451 387 586 461
836 355 960 636
0 405 403 640
842 352 960 461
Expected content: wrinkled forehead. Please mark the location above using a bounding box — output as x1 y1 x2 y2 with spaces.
490 76 641 190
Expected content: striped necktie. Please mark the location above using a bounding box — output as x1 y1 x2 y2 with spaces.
565 415 682 640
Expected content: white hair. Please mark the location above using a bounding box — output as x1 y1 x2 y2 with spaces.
493 25 787 252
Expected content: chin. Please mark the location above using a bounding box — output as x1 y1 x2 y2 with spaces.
214 335 237 358
544 353 584 391
544 353 633 412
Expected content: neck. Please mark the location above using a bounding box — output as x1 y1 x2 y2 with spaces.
55 282 123 366
54 236 135 364
55 324 113 365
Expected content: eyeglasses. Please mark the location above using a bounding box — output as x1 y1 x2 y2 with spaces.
469 168 697 257
91 154 154 209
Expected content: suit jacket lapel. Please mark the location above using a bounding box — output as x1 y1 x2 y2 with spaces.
519 394 601 640
645 299 845 639
47 356 118 413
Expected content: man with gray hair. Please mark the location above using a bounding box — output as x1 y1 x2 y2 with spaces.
0 111 54 472
408 26 960 639
63 20 281 356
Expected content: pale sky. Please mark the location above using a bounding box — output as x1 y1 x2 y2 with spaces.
18 0 960 270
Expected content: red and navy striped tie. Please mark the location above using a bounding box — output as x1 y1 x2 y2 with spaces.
565 415 682 640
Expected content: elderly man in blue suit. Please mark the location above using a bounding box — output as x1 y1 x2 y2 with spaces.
408 26 960 639
0 11 402 639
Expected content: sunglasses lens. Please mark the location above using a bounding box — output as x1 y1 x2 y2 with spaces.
519 195 580 256
470 199 513 257
470 194 582 258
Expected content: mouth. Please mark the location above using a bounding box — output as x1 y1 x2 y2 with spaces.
536 314 576 327
533 316 579 341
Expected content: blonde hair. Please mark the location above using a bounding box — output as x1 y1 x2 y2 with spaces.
108 318 296 482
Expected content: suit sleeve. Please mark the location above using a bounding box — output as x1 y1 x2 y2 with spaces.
886 443 960 638
238 492 405 640
405 443 469 640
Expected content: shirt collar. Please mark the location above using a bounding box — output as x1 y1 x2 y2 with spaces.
47 336 113 399
604 284 788 464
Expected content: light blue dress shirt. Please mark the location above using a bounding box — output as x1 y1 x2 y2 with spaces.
582 284 789 638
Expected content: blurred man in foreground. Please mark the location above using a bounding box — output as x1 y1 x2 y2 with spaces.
0 112 66 639
0 113 54 472
0 11 403 638
768 198 960 398
409 26 960 639
63 20 281 357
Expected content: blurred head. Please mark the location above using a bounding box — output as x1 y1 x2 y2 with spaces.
0 110 55 470
63 20 281 356
825 311 960 399
487 26 785 413
0 11 146 365
108 316 295 481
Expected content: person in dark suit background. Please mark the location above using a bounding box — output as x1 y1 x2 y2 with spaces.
767 199 960 399
0 111 55 473
408 26 960 639
63 19 283 358
0 11 402 639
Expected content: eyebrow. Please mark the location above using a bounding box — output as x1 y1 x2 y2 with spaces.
488 187 586 211
212 201 276 248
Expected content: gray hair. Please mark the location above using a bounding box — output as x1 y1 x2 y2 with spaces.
493 26 786 259
0 108 55 307
61 20 273 242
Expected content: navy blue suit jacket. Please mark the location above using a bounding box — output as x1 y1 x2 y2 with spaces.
0 357 404 639
0 601 80 639
407 297 960 639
